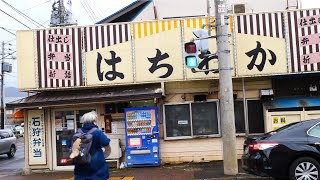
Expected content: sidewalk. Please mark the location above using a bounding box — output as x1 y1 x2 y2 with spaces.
1 161 274 180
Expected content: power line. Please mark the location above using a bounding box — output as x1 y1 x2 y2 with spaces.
82 0 97 21
0 8 31 29
80 0 96 22
88 0 104 17
21 0 51 13
1 0 46 28
0 27 15 36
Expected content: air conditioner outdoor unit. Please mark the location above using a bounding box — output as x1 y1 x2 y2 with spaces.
233 4 247 14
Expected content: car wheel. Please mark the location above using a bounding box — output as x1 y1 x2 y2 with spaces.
7 145 15 158
289 157 320 180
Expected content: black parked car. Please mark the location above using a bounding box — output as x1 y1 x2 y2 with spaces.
242 119 320 180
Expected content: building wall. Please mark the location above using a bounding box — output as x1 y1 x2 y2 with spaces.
133 0 298 21
160 137 245 163
158 77 271 163
266 110 320 132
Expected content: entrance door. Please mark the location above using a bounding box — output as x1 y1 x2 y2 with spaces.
52 108 95 170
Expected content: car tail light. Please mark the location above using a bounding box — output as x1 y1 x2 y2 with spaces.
60 158 72 164
248 142 278 151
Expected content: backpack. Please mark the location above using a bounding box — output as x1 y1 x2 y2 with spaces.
71 127 97 165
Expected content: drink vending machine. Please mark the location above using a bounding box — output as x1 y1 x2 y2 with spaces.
124 107 160 167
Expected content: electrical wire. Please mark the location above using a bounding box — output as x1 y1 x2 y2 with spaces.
84 0 97 21
80 0 96 22
21 0 50 13
1 0 46 28
84 0 98 21
0 27 15 36
88 0 104 17
0 8 31 29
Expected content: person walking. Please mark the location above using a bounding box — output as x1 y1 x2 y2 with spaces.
73 111 110 180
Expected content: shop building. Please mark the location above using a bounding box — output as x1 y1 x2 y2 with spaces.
9 7 320 171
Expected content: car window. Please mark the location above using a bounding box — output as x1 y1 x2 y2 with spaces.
0 132 9 139
8 131 13 137
308 124 320 138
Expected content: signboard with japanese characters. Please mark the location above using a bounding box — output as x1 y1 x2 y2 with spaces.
28 110 46 165
183 17 235 79
134 20 184 82
287 9 320 73
36 28 83 89
235 12 287 76
236 34 287 76
85 41 133 85
18 9 320 91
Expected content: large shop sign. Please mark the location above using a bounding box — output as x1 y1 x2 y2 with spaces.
19 9 320 90
28 110 46 165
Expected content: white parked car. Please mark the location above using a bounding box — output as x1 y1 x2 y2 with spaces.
0 129 16 158
13 125 24 137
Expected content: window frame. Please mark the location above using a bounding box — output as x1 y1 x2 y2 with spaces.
234 99 246 136
307 122 320 138
163 100 221 140
232 98 266 136
246 98 265 135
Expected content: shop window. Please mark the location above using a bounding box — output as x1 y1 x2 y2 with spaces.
164 101 219 139
248 100 264 134
105 103 116 114
191 102 219 135
117 102 129 113
234 101 245 133
165 104 191 137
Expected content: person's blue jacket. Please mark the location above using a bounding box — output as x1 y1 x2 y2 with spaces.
74 123 110 180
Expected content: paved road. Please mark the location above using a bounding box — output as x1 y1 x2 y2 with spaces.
0 136 24 177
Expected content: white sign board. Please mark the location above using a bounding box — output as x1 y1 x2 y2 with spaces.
28 110 46 165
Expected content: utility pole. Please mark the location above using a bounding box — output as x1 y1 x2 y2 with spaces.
59 0 65 25
1 41 4 129
207 0 211 36
214 0 238 175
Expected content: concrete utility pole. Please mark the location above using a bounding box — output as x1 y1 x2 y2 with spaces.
214 0 238 175
1 41 4 129
59 0 65 25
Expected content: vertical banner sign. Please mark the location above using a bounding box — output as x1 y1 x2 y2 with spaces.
298 14 320 65
28 110 46 165
287 9 320 72
37 28 83 88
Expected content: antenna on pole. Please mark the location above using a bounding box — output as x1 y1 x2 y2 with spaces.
50 0 77 27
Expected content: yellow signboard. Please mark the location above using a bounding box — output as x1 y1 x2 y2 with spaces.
236 33 287 76
85 41 133 86
183 18 235 80
134 21 183 82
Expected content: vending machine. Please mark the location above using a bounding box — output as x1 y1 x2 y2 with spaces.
124 107 160 167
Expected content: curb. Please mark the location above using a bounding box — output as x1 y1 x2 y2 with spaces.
196 173 273 180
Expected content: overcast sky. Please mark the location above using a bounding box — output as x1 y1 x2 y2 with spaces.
0 0 319 88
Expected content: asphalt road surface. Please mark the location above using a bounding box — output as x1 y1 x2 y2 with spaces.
0 136 24 177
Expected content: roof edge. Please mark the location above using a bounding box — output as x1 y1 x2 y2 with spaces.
96 1 144 24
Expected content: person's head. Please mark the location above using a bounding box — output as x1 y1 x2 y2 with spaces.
80 111 98 124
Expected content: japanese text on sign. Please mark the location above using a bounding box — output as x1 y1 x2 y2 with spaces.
298 15 320 28
46 51 73 62
48 69 73 80
298 14 320 65
28 111 46 165
47 34 72 45
299 33 320 47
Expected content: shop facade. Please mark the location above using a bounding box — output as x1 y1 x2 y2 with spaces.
11 8 320 170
